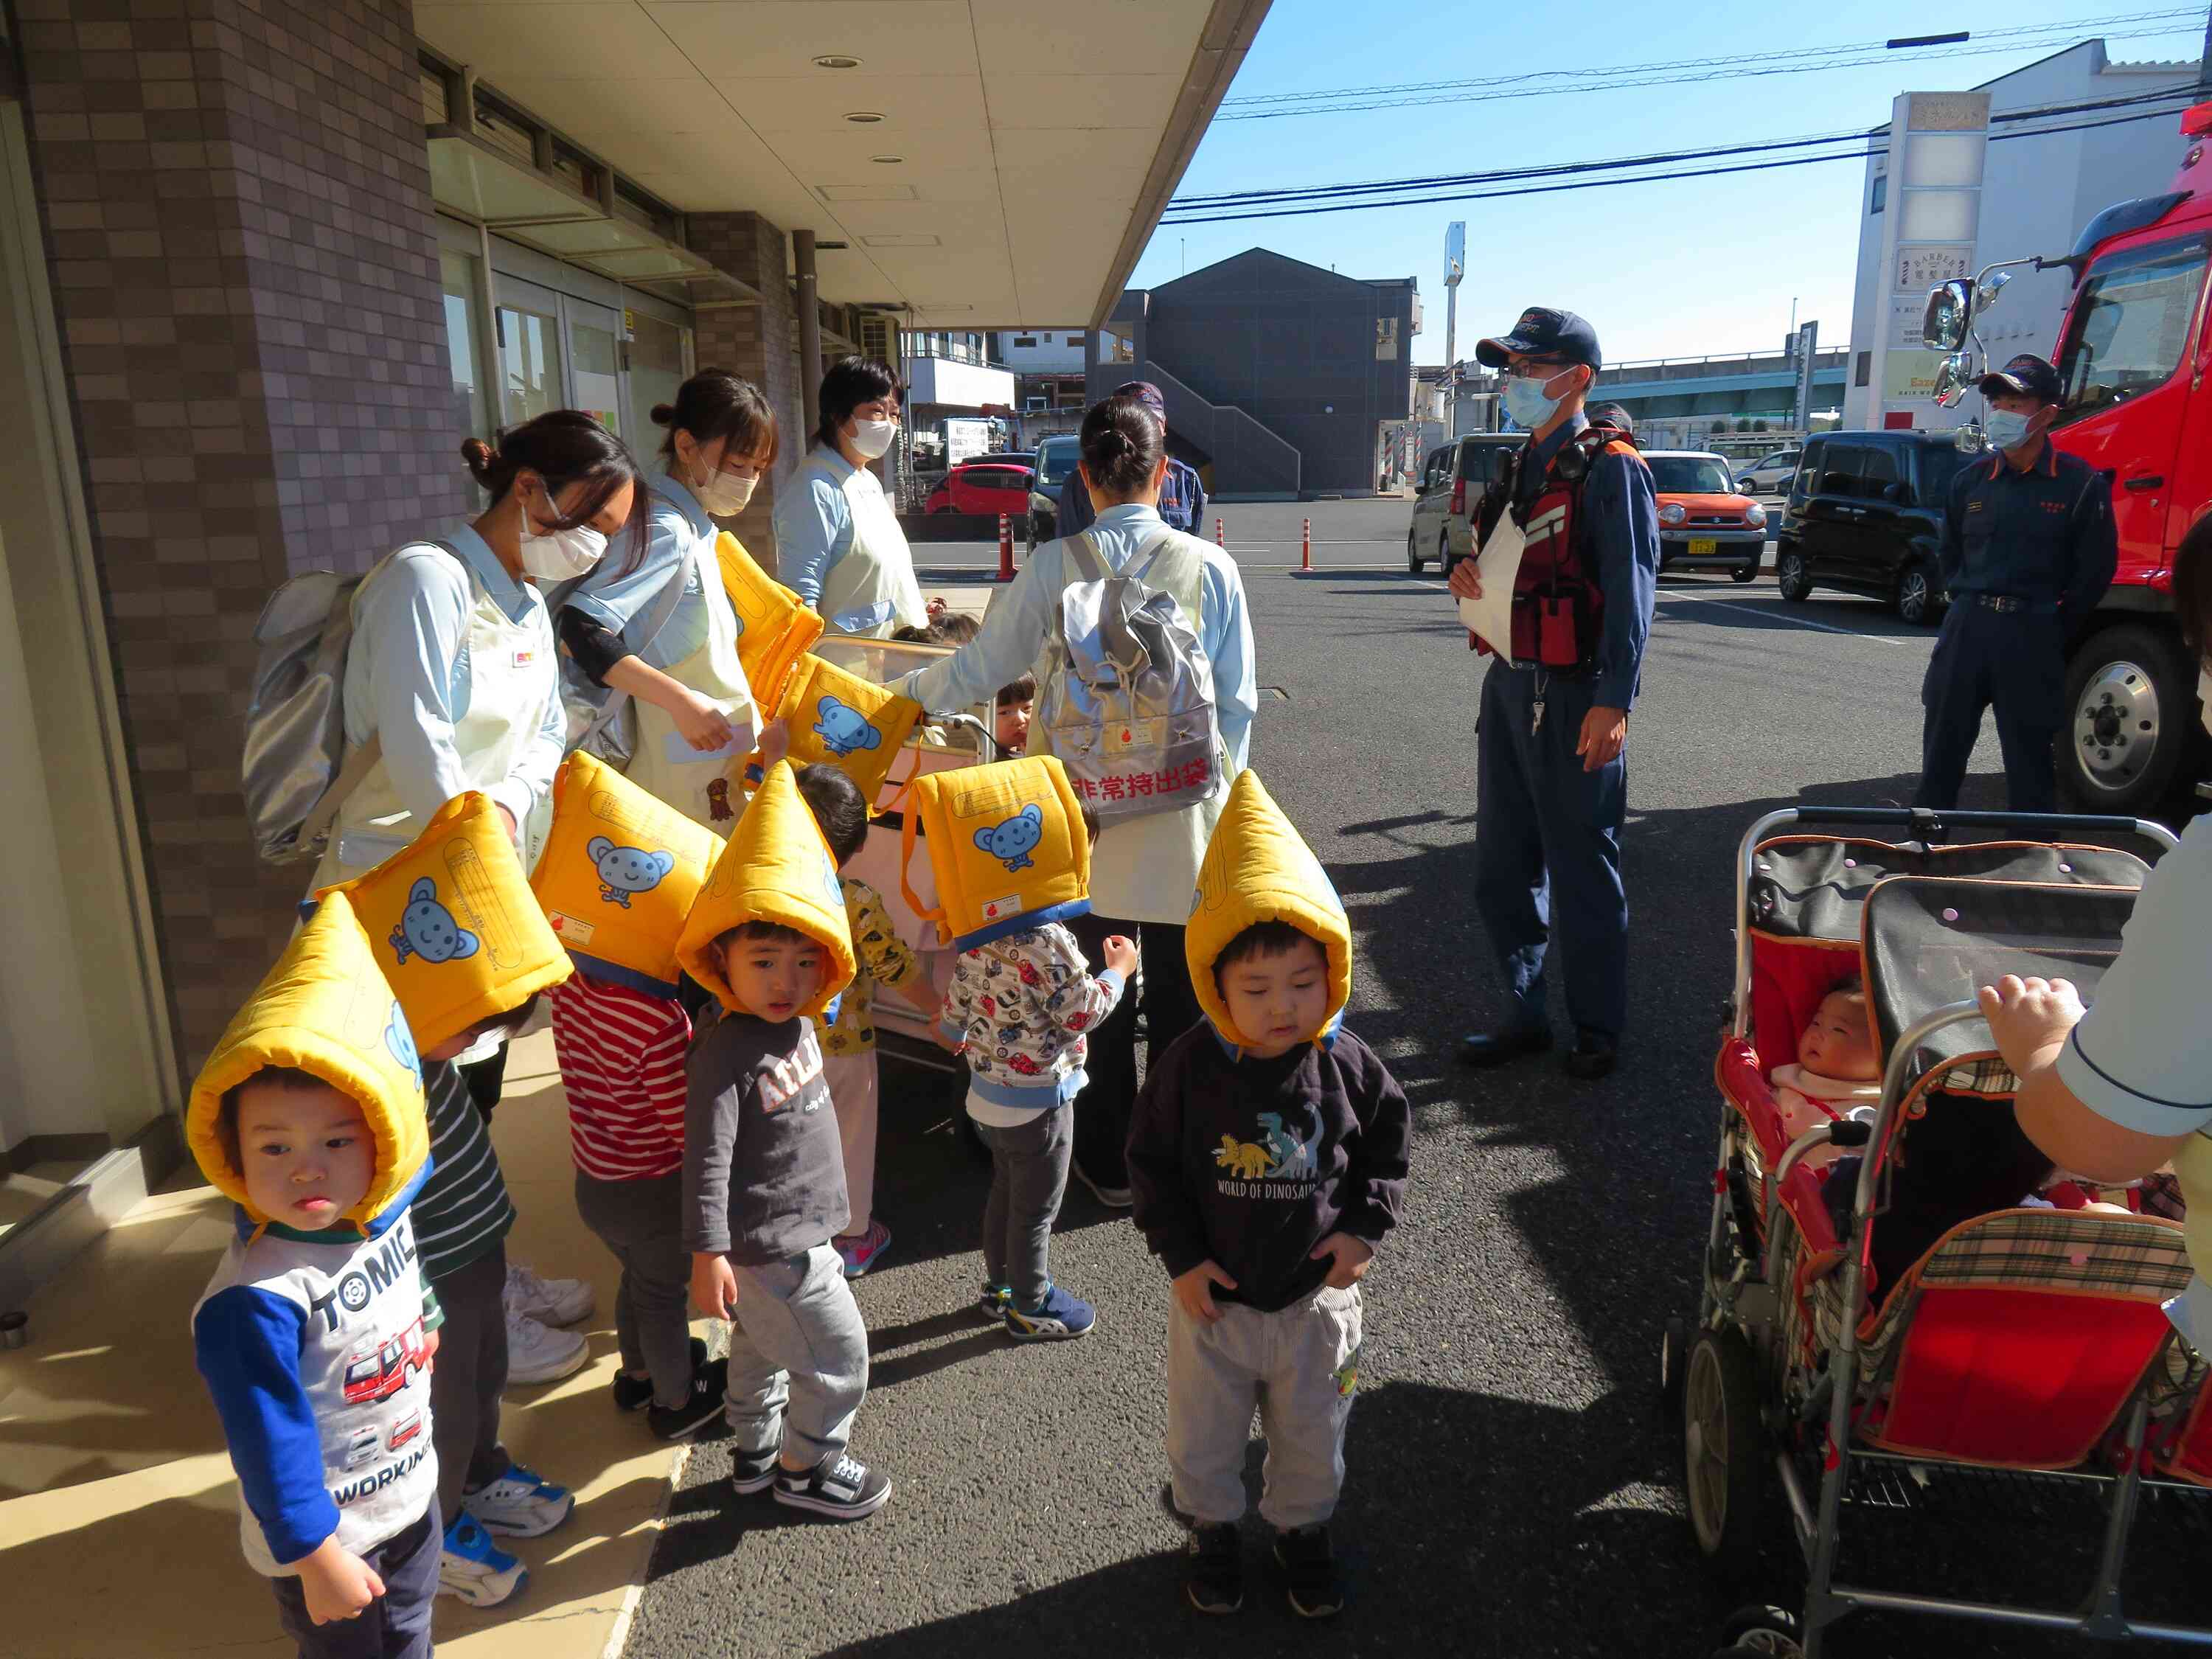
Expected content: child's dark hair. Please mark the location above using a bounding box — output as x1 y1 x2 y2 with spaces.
889 624 936 644
1078 799 1101 845
714 920 812 952
651 367 779 473
1212 919 1322 987
995 672 1036 708
215 1065 333 1175
794 762 869 866
932 612 979 646
454 992 543 1047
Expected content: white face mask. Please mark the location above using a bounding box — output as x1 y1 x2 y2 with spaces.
847 417 897 461
695 467 757 517
1983 408 2035 452
517 484 608 580
2199 667 2211 738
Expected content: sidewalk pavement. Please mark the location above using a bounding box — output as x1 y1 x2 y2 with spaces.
0 1024 684 1659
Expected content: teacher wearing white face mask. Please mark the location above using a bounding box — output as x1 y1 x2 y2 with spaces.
773 354 927 639
552 369 776 830
313 410 642 892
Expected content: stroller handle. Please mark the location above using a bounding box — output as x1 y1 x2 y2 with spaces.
1729 807 2179 1039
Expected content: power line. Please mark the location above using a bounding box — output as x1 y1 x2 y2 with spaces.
1213 12 2205 120
1167 84 2202 211
1157 100 2205 226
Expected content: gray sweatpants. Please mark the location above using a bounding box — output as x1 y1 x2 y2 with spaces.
973 1105 1074 1310
1166 1284 1363 1531
428 1241 508 1520
574 1169 694 1411
721 1242 870 1467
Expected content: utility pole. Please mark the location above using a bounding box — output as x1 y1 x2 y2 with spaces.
2199 0 2211 91
1443 221 1464 438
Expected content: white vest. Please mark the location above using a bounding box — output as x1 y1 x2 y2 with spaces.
798 450 926 639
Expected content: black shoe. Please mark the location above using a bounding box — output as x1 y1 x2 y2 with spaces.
772 1450 893 1520
1273 1523 1344 1619
647 1355 727 1442
1563 1030 1618 1081
1459 1026 1552 1068
1186 1523 1245 1615
613 1337 707 1413
731 1440 782 1495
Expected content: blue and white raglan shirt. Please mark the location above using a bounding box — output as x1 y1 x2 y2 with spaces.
191 1167 442 1574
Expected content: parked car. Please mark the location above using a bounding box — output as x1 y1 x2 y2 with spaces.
925 462 1038 519
1773 430 1974 626
1028 434 1082 541
1407 434 1520 575
1648 451 1766 582
969 450 1037 471
1733 447 1801 494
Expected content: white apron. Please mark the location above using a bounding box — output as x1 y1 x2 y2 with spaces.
313 552 558 892
623 539 760 833
807 452 926 639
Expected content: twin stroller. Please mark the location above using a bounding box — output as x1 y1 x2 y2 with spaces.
1672 805 2212 1655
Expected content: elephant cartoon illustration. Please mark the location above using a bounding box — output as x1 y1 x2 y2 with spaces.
1214 1135 1275 1180
1256 1110 1320 1180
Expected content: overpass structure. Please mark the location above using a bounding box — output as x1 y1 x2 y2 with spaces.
1591 347 1848 427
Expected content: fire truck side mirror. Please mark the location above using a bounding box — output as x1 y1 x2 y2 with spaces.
1923 279 1973 352
1933 352 1973 408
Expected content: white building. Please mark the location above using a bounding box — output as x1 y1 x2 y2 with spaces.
995 329 1111 372
1843 40 2202 430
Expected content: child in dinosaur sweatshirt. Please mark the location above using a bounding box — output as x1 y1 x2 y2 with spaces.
1126 772 1411 1624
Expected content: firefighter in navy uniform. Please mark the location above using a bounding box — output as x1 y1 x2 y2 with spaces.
1916 352 2117 815
1450 308 1659 1081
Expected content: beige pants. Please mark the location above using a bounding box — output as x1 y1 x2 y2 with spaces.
1166 1283 1363 1531
823 1048 880 1234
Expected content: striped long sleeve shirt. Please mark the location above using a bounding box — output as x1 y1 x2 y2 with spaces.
411 1060 515 1284
549 973 691 1180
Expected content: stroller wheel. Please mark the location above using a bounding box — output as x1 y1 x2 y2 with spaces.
1683 1328 1763 1559
1658 1316 1688 1418
1718 1604 1803 1655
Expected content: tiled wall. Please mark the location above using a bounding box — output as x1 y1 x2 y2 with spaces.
689 211 801 576
17 0 470 1077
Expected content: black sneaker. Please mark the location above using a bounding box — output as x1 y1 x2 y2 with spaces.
731 1441 782 1495
772 1450 892 1520
1273 1523 1344 1619
976 1283 1011 1325
1186 1523 1244 1615
613 1338 706 1413
647 1356 727 1442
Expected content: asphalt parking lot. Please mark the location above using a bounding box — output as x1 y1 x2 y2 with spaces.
625 498 2182 1659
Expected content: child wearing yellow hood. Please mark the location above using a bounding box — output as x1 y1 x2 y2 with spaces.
187 894 445 1654
1126 773 1411 1622
676 762 891 1522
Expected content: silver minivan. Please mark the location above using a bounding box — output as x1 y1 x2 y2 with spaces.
1407 434 1520 575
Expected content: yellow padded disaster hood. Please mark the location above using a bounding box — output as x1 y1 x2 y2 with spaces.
187 890 430 1231
675 760 855 1020
316 792 571 1053
1186 771 1353 1052
775 653 924 804
532 749 725 998
900 755 1091 952
717 530 823 714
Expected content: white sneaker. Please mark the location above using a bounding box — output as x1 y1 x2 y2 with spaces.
504 1306 588 1387
462 1460 575 1538
505 1260 594 1327
439 1512 529 1604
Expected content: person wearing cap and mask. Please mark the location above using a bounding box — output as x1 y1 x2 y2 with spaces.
1916 352 2116 814
1448 307 1658 1082
552 369 774 831
1056 380 1207 538
774 355 928 639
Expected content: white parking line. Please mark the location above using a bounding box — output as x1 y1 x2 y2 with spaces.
1656 588 1909 644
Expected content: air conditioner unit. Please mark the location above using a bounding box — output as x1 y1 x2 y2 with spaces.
1023 395 1046 411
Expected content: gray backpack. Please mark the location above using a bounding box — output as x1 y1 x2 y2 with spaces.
240 540 460 865
1029 529 1222 824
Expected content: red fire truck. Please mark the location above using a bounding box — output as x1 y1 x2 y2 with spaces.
1923 97 2212 811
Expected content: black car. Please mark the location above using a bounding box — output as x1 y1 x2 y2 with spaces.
1773 430 1977 626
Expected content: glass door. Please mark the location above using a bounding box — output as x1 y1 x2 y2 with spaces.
494 274 564 425
626 308 689 453
566 297 625 438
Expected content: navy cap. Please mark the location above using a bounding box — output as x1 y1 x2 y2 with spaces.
1475 307 1601 371
1110 380 1167 422
1978 353 2062 404
1587 402 1635 435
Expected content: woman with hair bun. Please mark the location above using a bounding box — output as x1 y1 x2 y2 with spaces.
550 369 777 829
315 408 641 890
773 354 927 639
888 392 1257 1206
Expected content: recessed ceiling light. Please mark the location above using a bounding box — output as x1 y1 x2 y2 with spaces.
844 111 885 124
812 54 862 69
869 154 903 164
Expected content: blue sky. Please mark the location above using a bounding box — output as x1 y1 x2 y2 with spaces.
1126 2 2209 364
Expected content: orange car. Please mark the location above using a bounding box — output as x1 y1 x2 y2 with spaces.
1645 450 1767 583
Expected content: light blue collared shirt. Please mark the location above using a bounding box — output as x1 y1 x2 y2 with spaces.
560 470 710 670
894 501 1256 772
772 445 858 611
341 522 564 832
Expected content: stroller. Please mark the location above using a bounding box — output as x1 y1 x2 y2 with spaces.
1671 804 2212 1656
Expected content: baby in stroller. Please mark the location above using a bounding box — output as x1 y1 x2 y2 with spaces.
1769 981 1879 1146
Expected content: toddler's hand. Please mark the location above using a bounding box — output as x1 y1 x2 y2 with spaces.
691 1253 738 1320
298 1538 384 1625
758 718 791 769
1978 974 2086 1077
423 1328 439 1373
1173 1260 1237 1325
1101 935 1138 978
1310 1231 1374 1290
